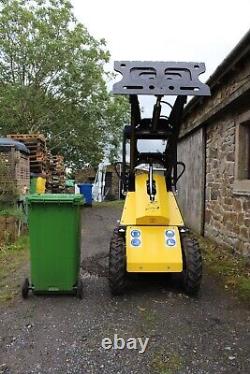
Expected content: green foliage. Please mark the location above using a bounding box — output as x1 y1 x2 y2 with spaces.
0 233 28 252
105 95 130 164
0 206 24 219
0 0 129 169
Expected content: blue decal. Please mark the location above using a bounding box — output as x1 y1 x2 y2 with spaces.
166 238 176 247
131 230 141 238
165 230 175 238
131 238 141 247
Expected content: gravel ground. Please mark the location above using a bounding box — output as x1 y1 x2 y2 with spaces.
0 203 250 374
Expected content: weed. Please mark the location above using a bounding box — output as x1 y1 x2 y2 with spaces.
193 234 250 305
151 350 183 374
0 235 29 303
237 277 250 301
0 206 25 219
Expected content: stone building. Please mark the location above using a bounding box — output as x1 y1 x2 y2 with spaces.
104 164 122 200
177 29 250 256
76 164 121 200
75 167 96 184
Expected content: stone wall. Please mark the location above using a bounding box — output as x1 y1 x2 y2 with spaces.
205 112 250 256
177 45 250 257
177 128 205 234
75 167 96 183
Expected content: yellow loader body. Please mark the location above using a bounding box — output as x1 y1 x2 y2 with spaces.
126 225 182 272
121 173 184 273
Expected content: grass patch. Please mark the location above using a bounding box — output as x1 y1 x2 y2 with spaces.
139 308 159 335
237 277 250 301
194 234 250 304
142 309 157 325
151 350 183 374
0 235 29 302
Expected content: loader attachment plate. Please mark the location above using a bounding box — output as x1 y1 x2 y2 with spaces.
113 61 211 96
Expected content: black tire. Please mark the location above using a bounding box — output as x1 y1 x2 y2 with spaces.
22 278 29 299
109 230 127 295
76 279 83 299
180 234 202 296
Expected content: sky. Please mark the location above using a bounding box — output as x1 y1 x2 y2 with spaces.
71 0 250 116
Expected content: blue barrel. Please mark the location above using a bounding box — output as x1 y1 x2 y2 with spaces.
77 183 93 206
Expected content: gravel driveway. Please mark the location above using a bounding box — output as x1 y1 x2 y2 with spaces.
0 203 249 374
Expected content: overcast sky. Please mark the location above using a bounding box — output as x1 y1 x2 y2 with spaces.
71 0 250 116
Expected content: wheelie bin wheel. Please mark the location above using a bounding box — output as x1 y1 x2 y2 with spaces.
109 229 127 295
180 233 202 296
22 278 30 299
76 279 83 299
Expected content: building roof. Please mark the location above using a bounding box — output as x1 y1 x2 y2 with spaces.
184 28 250 117
0 138 30 154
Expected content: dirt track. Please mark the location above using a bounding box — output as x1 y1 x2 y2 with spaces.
0 203 250 374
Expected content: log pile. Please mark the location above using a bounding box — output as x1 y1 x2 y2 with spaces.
7 134 46 174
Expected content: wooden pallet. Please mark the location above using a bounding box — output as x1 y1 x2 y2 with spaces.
46 152 65 190
25 144 46 151
29 155 46 161
30 160 46 170
7 134 46 143
30 167 46 174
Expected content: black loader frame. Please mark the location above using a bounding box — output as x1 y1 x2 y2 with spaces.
114 61 210 192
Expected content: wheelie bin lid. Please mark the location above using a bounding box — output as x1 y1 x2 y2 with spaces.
27 194 84 204
77 183 93 187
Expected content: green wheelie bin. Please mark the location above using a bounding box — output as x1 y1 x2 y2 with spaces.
22 194 83 298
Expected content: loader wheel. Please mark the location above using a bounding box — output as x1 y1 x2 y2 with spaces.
109 230 127 295
180 234 202 296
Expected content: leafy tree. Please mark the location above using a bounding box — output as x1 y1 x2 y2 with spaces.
0 0 129 170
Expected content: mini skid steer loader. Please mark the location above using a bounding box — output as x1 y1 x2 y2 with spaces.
109 61 210 295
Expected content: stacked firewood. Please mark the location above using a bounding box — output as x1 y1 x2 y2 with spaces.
7 134 46 174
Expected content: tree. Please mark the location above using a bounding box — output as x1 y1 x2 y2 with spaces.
0 0 129 170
